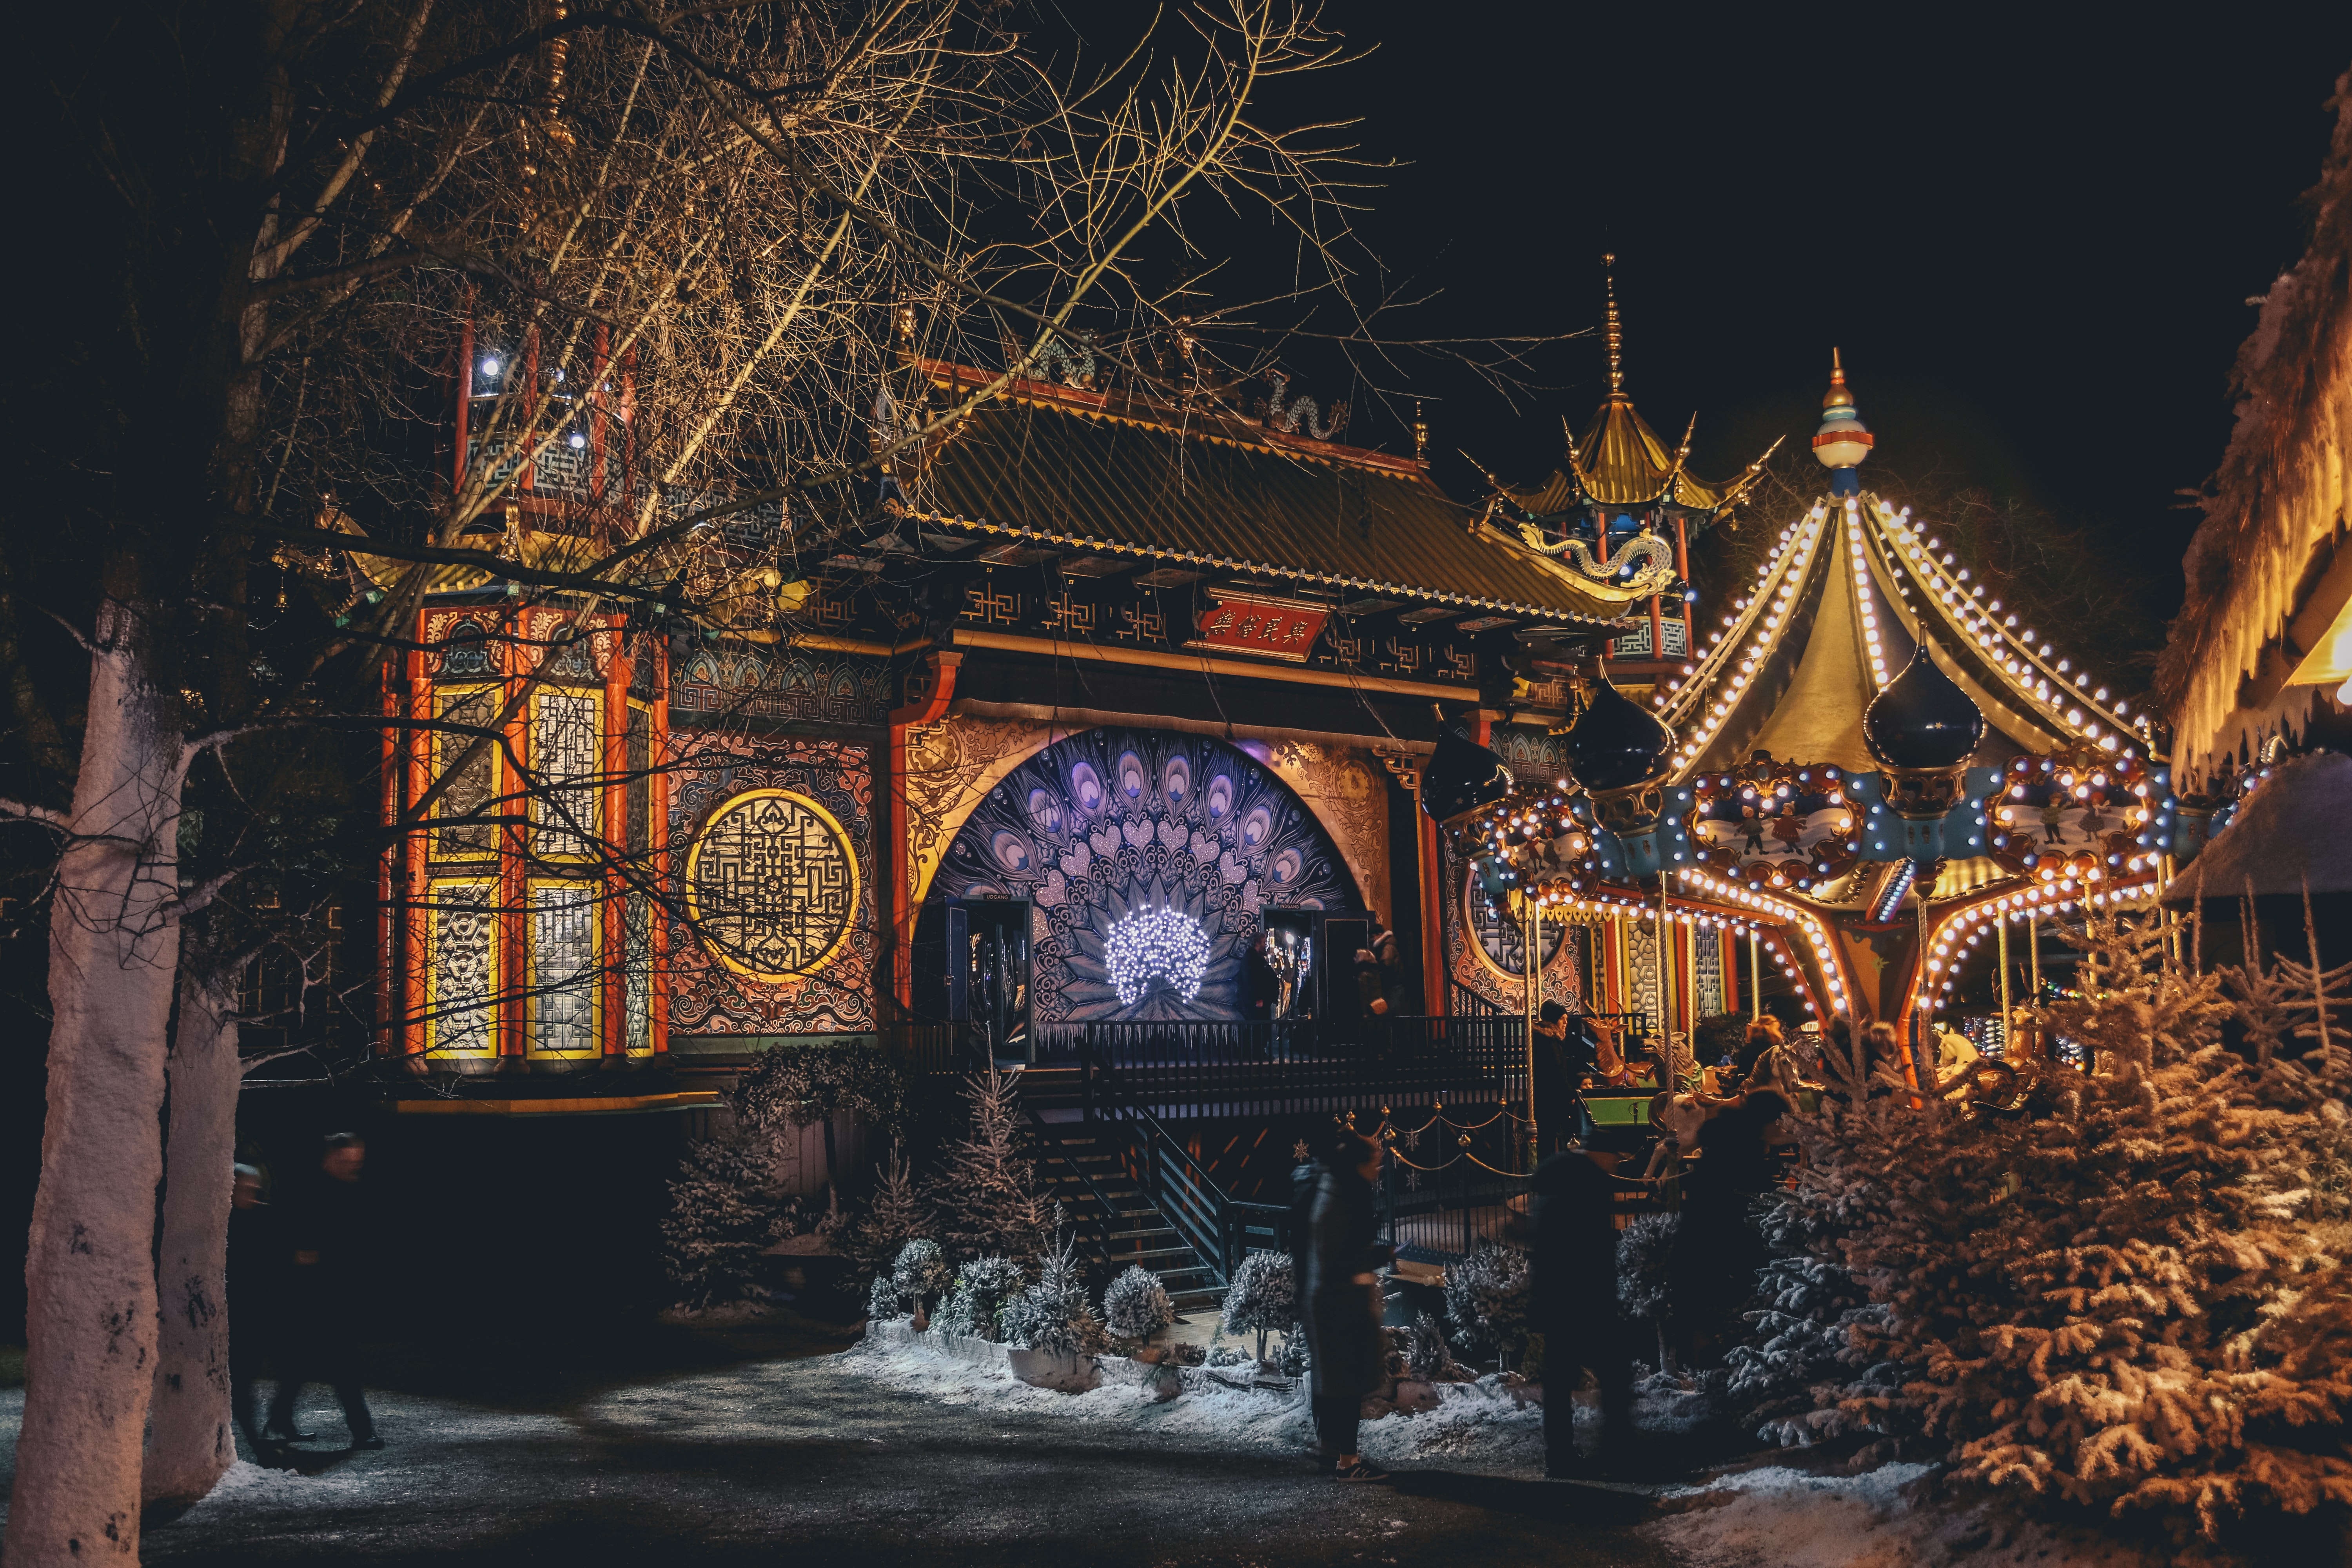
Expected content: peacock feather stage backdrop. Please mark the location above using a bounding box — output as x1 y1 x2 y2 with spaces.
928 729 1358 1022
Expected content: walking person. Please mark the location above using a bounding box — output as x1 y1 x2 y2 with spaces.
1303 1130 1395 1481
1529 1124 1649 1479
228 1159 283 1463
266 1132 382 1450
1668 1090 1794 1363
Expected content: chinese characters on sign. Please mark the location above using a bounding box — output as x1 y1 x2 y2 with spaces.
1185 593 1331 664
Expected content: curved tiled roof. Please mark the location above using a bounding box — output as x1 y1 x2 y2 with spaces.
907 367 1645 625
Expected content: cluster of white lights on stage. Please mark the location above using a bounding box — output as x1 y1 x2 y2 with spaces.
1860 499 2145 755
1915 872 2161 1013
1655 508 1828 773
1675 867 1853 1017
1103 908 1211 1007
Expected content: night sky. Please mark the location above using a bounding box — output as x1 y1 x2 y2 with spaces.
1129 4 2352 622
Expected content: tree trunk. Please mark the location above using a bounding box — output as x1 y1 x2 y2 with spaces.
142 967 241 1510
6 597 185 1565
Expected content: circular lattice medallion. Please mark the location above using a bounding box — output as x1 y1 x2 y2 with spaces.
684 788 859 982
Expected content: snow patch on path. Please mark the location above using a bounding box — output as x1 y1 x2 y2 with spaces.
1649 1464 1935 1568
831 1338 1556 1471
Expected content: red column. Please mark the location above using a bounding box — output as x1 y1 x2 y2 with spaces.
400 635 432 1060
647 634 672 1058
1719 925 1740 1019
377 661 401 1059
1416 797 1446 1015
1675 516 1693 659
499 614 530 1062
600 616 628 1059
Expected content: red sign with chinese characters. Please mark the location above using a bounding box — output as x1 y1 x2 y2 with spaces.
1186 593 1331 663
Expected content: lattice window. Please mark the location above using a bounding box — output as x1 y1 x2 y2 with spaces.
625 704 650 855
427 883 496 1055
533 438 592 499
531 884 599 1054
623 892 652 1053
435 690 500 858
1463 883 1564 978
1610 618 1690 660
1695 926 1725 1016
531 689 601 856
1625 922 1661 1028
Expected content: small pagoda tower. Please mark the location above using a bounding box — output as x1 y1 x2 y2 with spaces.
1477 258 1781 683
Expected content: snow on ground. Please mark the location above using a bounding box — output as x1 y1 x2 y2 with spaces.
1648 1464 1938 1568
1640 1462 2276 1568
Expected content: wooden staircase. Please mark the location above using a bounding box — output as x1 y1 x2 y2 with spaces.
1012 1067 1226 1317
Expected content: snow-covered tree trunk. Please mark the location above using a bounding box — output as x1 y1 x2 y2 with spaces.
142 965 241 1510
6 595 187 1565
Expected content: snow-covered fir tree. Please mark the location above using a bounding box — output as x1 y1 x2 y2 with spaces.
1762 909 2352 1540
1443 1242 1532 1371
1102 1265 1174 1345
1220 1250 1296 1363
890 1239 952 1318
1616 1212 1680 1374
934 1255 1025 1340
659 1127 797 1310
866 1274 905 1322
928 1063 1055 1269
1405 1310 1463 1381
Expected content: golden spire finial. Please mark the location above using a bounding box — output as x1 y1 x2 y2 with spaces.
1824 346 1853 409
1602 254 1624 395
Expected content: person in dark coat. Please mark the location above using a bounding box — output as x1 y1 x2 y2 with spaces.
1669 1089 1794 1360
228 1160 283 1462
1530 1001 1595 1154
1302 1130 1394 1480
266 1133 381 1450
1529 1123 1649 1478
1242 933 1279 1022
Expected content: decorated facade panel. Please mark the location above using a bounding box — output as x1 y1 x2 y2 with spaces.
920 725 1368 1023
664 734 878 1041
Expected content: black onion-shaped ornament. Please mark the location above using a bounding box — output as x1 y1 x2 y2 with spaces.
1564 675 1674 793
1864 643 1985 770
1421 729 1512 822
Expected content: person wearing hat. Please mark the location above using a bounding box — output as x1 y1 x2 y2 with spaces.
1529 1122 1650 1478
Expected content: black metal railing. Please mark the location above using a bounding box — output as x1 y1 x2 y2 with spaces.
1077 1043 1253 1281
1372 1160 1671 1264
1072 1016 1531 1121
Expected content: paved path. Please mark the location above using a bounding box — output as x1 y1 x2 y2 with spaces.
2 1323 1684 1568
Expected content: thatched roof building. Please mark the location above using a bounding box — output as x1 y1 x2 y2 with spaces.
2160 71 2352 790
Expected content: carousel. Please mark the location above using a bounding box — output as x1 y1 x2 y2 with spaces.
1443 353 2195 1095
